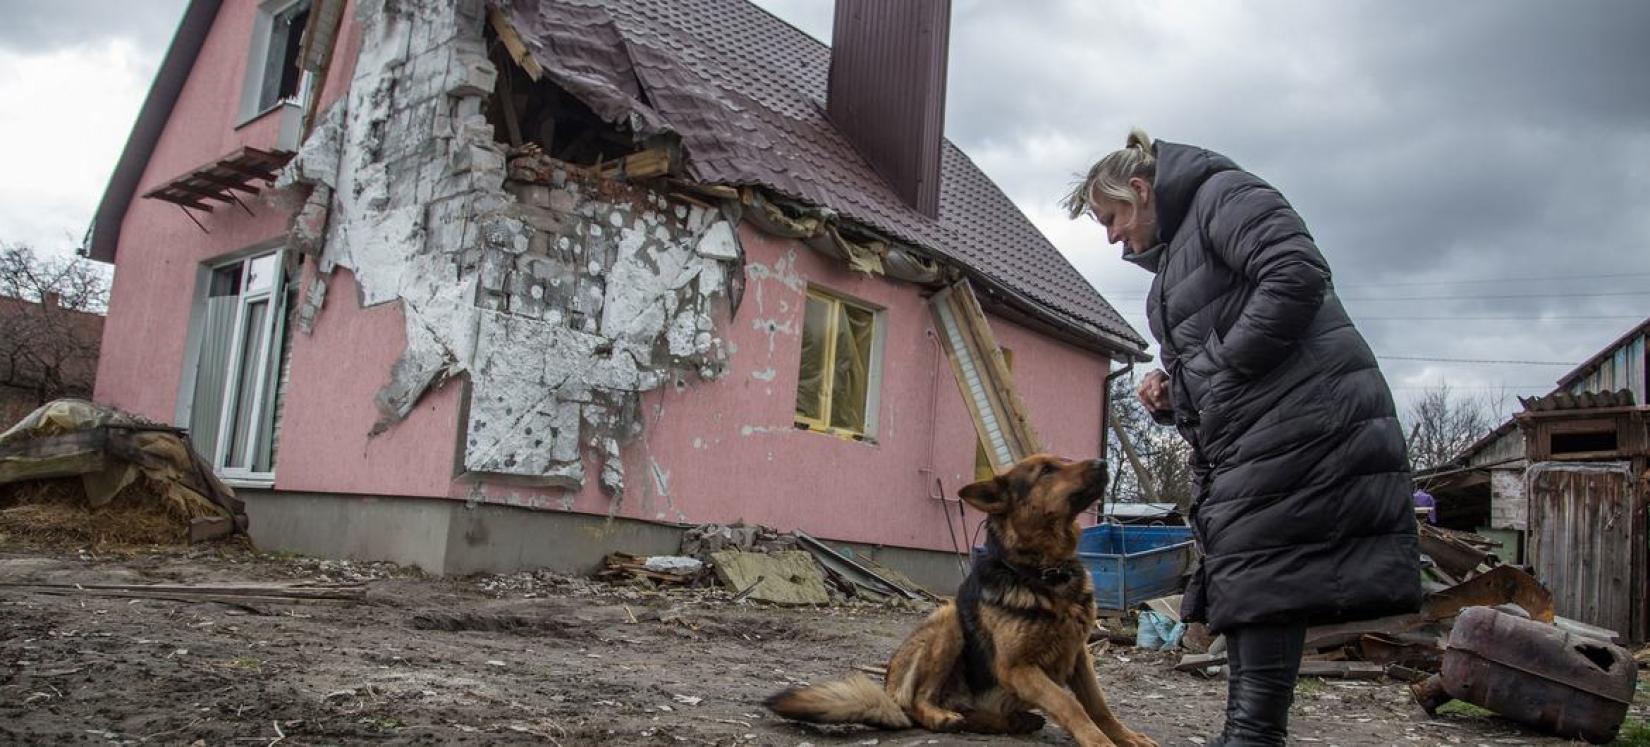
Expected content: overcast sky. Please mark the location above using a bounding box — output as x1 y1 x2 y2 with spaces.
1 0 1646 418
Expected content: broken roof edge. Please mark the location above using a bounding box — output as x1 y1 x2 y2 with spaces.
738 184 1149 362
84 0 226 264
968 269 1152 364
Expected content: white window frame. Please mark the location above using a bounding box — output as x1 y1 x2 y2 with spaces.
237 0 315 126
204 250 288 486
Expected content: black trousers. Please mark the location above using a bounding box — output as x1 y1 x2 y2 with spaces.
1213 621 1308 746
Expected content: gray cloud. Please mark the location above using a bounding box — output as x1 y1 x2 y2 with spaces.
755 0 1650 412
0 0 187 54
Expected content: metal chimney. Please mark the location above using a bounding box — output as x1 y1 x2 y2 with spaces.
827 0 951 219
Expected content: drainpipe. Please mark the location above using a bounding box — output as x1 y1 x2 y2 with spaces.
920 328 950 504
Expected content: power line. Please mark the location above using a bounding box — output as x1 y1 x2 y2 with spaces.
1328 271 1650 288
1378 355 1576 366
1100 290 1650 301
1388 385 1551 390
1356 315 1644 322
1342 290 1650 302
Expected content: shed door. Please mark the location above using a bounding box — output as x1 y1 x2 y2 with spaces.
1526 462 1639 640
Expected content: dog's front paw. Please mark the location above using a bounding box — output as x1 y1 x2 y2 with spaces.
917 708 965 732
1113 730 1158 747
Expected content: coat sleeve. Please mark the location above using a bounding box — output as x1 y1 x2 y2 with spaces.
1199 171 1330 379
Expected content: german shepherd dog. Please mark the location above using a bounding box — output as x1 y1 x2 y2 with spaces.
766 455 1157 747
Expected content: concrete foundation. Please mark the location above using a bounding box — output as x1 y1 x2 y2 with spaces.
240 488 966 591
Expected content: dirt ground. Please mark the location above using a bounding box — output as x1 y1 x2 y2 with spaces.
2 542 1645 746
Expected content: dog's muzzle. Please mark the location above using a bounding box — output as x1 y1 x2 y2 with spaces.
1069 459 1108 513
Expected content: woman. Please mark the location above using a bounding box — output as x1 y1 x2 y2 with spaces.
1064 130 1421 746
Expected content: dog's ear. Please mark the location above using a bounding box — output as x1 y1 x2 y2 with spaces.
959 476 1010 514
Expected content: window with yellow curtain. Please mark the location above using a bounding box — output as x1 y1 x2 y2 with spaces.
973 347 1012 481
795 289 878 437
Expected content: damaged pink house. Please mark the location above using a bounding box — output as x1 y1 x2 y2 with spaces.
87 0 1147 586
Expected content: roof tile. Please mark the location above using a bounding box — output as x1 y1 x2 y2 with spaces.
504 0 1145 352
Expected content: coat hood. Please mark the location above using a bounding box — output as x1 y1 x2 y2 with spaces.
1122 140 1242 274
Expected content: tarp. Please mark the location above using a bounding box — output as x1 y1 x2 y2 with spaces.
0 399 247 535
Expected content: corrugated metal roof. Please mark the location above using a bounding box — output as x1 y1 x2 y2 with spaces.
502 0 1147 356
1519 389 1638 412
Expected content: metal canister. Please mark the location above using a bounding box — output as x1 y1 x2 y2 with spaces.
1411 606 1637 744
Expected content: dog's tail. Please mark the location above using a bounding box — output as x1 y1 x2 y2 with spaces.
765 674 911 729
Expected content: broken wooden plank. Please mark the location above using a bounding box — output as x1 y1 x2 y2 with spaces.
928 280 1042 473
1419 523 1491 579
0 581 364 600
598 147 674 182
494 49 525 148
1297 661 1387 680
1176 652 1224 672
487 6 543 81
188 516 234 544
1421 564 1554 623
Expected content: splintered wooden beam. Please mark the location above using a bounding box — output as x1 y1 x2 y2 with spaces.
929 280 1042 473
488 6 544 81
598 147 675 182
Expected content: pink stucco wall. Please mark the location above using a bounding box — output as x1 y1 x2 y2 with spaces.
95 0 361 417
94 0 1113 555
269 226 1110 553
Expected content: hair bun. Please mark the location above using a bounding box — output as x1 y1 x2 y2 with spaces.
1126 128 1153 152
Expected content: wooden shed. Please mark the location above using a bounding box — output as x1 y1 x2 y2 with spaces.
1517 391 1648 643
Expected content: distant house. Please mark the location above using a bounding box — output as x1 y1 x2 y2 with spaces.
1417 315 1648 641
0 293 105 427
85 0 1147 585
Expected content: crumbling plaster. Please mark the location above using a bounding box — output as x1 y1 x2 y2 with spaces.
278 0 741 496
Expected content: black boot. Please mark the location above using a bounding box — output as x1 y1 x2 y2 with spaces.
1213 622 1306 746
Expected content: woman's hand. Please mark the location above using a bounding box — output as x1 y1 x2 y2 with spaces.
1137 369 1171 412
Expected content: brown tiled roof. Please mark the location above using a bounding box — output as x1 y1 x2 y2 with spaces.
503 0 1147 357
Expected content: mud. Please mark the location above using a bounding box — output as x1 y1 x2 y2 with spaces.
1 543 1643 746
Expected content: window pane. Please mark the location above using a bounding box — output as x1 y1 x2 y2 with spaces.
278 6 310 100
190 296 240 460
244 254 278 294
226 299 271 468
828 303 874 432
795 296 831 422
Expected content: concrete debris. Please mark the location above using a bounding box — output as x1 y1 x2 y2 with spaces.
680 523 798 562
643 556 704 575
277 0 741 494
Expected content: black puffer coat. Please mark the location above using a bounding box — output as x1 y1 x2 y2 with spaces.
1131 141 1422 633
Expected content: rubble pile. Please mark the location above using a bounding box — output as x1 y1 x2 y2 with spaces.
593 521 931 608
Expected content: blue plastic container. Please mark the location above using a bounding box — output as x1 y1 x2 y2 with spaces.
1078 523 1196 611
972 523 1195 612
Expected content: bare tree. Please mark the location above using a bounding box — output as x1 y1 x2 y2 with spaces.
1105 374 1197 510
0 243 109 411
1403 383 1494 472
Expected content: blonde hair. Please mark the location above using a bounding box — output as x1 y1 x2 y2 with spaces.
1061 128 1156 219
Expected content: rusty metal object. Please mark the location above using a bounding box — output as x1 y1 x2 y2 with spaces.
1421 565 1554 623
1413 606 1636 744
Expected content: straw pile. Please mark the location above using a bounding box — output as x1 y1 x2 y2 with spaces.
0 474 223 547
